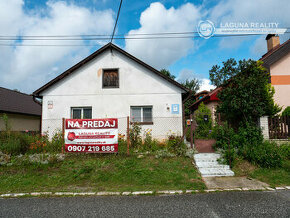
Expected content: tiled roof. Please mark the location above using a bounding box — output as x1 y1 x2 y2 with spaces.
0 87 41 116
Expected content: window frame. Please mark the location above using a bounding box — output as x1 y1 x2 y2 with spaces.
71 107 92 119
102 68 119 89
130 106 153 125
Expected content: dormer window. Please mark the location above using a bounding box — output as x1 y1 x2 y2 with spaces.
103 69 119 88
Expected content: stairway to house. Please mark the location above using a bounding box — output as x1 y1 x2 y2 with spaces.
194 153 234 177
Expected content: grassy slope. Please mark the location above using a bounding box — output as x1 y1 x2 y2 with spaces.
233 159 290 187
0 155 205 193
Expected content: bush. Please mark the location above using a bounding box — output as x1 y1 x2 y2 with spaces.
140 129 161 152
129 122 142 148
46 131 64 153
194 103 213 139
0 132 32 155
282 106 290 116
214 123 282 168
166 134 187 156
242 141 282 168
279 143 290 160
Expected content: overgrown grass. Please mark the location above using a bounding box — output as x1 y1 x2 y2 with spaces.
232 158 290 187
0 154 205 193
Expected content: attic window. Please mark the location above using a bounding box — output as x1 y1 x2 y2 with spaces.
103 69 119 88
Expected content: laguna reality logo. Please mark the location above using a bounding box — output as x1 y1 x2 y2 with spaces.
197 20 286 39
197 20 215 39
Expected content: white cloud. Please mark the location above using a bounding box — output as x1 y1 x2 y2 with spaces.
125 2 201 69
0 0 114 93
198 79 215 92
176 69 215 92
176 69 198 83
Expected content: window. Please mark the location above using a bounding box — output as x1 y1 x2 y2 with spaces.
71 107 92 119
130 106 153 124
103 69 119 88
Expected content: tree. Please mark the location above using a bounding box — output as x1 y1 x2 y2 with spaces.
282 106 290 116
182 78 200 93
209 59 281 126
160 69 176 80
209 58 238 87
182 78 201 117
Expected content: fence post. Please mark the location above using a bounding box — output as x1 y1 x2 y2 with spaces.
62 118 65 154
190 114 193 149
259 116 269 140
127 116 130 155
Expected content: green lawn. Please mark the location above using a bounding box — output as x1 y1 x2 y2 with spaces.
233 159 290 187
0 154 205 193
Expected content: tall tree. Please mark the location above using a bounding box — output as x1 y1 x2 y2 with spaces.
209 59 281 125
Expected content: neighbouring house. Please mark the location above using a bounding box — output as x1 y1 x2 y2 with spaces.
260 34 290 110
0 87 41 132
33 43 189 139
190 35 290 118
189 87 221 122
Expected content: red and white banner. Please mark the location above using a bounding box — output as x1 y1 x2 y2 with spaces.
64 118 118 153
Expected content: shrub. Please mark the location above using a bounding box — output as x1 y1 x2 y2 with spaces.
140 129 161 152
194 103 213 139
166 134 186 156
242 141 282 168
279 143 290 160
214 123 282 168
46 131 64 153
129 122 142 148
0 132 31 155
282 106 290 116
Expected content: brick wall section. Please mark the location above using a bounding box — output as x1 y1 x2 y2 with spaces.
259 116 269 140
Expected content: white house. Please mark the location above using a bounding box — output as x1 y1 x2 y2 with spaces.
33 43 189 139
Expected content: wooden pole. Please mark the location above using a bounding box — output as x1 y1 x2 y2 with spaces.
62 118 65 154
190 114 193 149
127 116 130 155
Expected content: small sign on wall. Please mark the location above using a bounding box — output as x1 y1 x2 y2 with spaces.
171 104 179 114
48 101 53 109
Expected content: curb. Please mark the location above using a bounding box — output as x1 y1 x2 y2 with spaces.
0 186 289 198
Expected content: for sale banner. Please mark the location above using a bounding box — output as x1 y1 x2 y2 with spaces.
64 118 118 153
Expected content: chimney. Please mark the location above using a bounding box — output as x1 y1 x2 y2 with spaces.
266 34 280 51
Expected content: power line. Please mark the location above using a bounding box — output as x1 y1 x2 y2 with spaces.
0 33 289 41
110 0 123 43
0 27 289 38
0 33 288 47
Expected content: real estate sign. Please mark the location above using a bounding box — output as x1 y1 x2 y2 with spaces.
64 118 118 153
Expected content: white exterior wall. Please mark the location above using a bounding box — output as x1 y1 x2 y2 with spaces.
40 49 185 139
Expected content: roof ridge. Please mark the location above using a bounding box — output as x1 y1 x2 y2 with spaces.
33 42 189 96
0 86 32 97
261 39 290 60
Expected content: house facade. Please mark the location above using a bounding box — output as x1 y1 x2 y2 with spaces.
261 35 290 110
33 43 188 139
0 87 41 132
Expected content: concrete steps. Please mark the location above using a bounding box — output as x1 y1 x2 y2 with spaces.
194 153 234 177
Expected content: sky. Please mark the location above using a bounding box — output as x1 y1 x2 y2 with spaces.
0 0 289 94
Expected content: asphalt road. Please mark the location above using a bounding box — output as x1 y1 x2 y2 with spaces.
0 190 289 218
